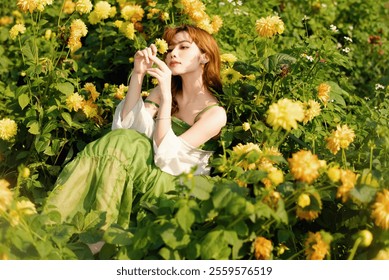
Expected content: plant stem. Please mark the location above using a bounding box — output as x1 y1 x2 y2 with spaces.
347 238 361 260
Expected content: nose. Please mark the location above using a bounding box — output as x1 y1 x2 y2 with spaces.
170 47 178 58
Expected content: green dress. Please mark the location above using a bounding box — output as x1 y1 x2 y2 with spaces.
44 116 218 229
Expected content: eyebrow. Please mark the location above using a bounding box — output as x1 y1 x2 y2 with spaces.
168 40 193 47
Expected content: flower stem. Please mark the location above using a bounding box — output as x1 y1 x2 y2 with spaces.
348 237 362 260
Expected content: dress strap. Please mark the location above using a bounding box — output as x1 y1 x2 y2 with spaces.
194 104 220 123
144 99 160 108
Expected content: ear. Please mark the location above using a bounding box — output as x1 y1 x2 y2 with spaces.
200 53 209 64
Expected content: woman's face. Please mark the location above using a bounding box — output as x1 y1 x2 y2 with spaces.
165 31 205 76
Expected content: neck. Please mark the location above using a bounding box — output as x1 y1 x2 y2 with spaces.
180 70 208 102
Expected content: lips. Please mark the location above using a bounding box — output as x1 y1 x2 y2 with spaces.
169 61 180 67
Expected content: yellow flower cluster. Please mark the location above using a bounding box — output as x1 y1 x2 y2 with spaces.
266 98 304 131
328 167 357 203
326 124 355 155
253 236 273 260
317 83 331 106
63 0 76 14
84 82 100 102
304 231 332 260
288 150 326 184
67 19 88 53
180 0 223 34
0 118 18 141
155 38 168 54
66 92 84 112
114 84 128 100
302 100 321 124
9 200 37 227
371 189 389 230
255 15 285 38
220 53 238 65
9 23 26 40
17 0 53 14
65 83 101 121
0 16 13 26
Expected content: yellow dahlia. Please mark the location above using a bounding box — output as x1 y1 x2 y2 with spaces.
155 38 168 54
114 84 127 100
118 21 135 40
288 150 324 184
36 0 53 12
327 165 341 182
0 118 18 141
211 15 223 33
82 99 98 118
266 98 304 131
121 4 144 23
9 23 26 40
75 0 93 15
66 92 84 112
317 83 331 106
84 83 100 101
255 15 285 38
88 1 111 24
0 179 13 212
63 0 76 14
17 0 38 13
371 189 389 230
0 16 13 26
326 124 356 155
302 99 321 124
232 142 261 170
253 236 273 260
304 231 332 260
336 169 357 203
221 67 242 85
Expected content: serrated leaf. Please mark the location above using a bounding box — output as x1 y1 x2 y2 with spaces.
18 93 30 109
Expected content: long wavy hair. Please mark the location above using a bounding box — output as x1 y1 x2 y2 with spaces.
162 25 223 114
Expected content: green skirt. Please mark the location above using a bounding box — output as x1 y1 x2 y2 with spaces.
44 129 177 229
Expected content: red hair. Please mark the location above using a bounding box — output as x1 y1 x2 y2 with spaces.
162 25 223 114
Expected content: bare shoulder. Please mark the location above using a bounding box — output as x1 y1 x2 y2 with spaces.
199 105 227 128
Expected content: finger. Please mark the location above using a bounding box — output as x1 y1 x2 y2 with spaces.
149 55 169 70
149 44 157 55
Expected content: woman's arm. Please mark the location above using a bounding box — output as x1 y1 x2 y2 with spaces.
120 45 158 121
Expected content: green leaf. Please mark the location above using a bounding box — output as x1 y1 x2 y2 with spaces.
61 112 73 126
176 205 195 232
83 211 106 230
55 82 75 95
189 176 213 200
28 121 40 135
72 212 85 232
160 226 191 250
103 226 134 246
18 93 30 109
200 229 231 259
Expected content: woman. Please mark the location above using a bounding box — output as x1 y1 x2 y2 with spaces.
44 25 227 232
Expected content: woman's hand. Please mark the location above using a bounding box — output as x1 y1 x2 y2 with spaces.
133 44 158 76
146 55 172 102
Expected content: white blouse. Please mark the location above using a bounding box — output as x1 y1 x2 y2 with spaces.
111 98 213 176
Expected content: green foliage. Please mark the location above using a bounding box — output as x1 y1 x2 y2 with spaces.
0 0 388 260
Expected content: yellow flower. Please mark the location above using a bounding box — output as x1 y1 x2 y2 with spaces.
298 193 311 208
255 15 285 38
304 231 332 260
220 53 237 64
326 124 356 155
82 99 98 118
88 1 111 24
75 0 93 15
66 92 84 112
336 169 357 203
155 38 168 54
288 150 324 184
36 0 53 12
17 0 38 13
232 142 261 171
221 67 242 85
211 15 223 33
141 91 149 97
357 229 373 247
327 166 341 182
63 0 76 14
84 83 100 101
20 167 30 178
296 190 322 221
9 23 26 40
242 122 250 131
302 99 321 124
266 98 304 131
253 236 273 260
371 189 389 230
262 191 281 210
70 19 88 38
16 200 37 215
373 247 389 260
118 22 136 40
121 4 145 23
318 83 331 106
0 16 13 26
0 118 18 141
114 84 128 100
267 168 284 187
0 179 13 212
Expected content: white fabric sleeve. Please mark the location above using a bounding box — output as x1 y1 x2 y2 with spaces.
153 128 213 176
111 98 154 138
